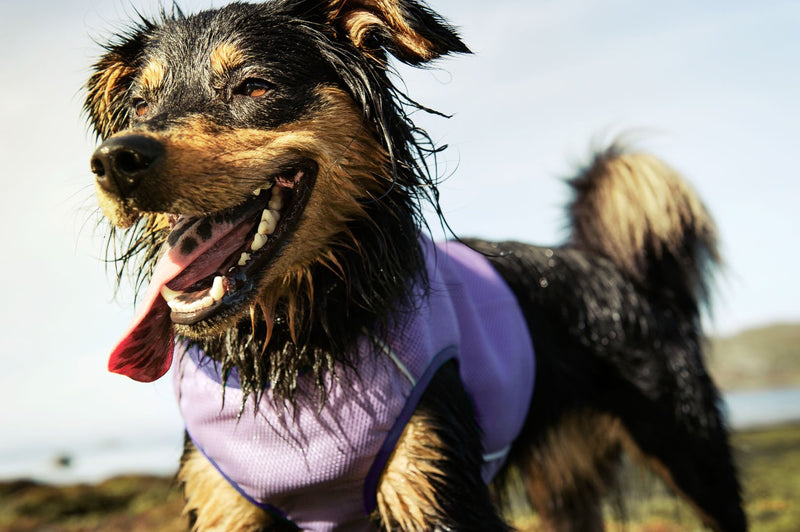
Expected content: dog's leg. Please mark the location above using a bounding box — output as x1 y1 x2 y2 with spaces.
614 372 747 532
373 360 509 531
179 435 292 532
512 411 624 532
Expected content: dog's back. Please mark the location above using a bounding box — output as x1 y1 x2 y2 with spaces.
471 147 745 531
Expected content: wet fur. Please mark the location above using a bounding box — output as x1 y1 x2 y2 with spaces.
85 1 746 530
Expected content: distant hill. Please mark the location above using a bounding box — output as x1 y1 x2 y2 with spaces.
707 322 800 391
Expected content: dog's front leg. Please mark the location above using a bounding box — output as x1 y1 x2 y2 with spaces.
373 361 510 531
179 435 294 532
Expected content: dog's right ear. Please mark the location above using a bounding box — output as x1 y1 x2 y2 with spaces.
297 0 470 65
84 29 148 140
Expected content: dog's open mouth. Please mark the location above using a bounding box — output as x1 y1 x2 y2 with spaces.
106 161 317 382
162 164 316 325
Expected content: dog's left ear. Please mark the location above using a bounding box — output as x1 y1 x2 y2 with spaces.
323 0 470 65
84 29 149 140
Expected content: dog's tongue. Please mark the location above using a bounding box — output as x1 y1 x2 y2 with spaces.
106 257 178 382
107 215 246 382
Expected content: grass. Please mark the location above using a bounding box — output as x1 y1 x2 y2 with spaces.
1 424 798 531
708 323 800 391
514 423 800 531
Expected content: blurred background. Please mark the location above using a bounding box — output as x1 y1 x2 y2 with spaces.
1 0 798 530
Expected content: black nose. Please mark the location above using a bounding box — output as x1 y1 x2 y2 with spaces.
90 135 164 197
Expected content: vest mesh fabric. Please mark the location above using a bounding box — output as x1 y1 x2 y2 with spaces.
174 237 535 531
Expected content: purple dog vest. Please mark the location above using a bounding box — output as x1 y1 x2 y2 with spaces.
173 237 535 531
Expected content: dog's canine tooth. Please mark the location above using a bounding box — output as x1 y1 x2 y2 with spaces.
252 188 262 197
160 285 182 303
251 233 267 251
210 276 225 300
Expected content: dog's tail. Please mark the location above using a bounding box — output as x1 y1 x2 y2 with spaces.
479 145 745 530
568 144 720 312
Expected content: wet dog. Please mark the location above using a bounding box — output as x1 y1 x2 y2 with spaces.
85 1 746 530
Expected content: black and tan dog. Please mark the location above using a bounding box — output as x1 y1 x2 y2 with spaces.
84 1 746 530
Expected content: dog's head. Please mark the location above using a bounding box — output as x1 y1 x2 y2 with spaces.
84 0 468 384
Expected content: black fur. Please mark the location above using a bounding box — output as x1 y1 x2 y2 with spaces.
469 240 746 530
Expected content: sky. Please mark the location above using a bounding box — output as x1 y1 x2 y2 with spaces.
0 0 798 480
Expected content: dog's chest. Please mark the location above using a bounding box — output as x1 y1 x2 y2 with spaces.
174 238 535 531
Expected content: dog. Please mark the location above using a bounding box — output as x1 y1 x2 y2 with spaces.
84 1 747 530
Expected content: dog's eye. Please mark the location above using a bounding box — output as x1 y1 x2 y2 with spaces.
133 99 150 117
235 79 272 98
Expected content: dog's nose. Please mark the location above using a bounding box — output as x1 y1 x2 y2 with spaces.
90 135 164 197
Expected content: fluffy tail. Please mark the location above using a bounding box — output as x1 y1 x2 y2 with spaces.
568 145 720 311
473 144 745 531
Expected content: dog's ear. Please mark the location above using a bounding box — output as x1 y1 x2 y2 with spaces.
323 0 470 65
84 29 148 140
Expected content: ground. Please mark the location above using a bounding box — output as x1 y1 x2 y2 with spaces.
1 424 797 532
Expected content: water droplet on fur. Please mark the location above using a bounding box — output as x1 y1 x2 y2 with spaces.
539 278 549 288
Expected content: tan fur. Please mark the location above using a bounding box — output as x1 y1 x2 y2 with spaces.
85 56 136 139
617 431 723 532
210 42 246 77
570 149 719 281
525 412 725 531
331 0 438 61
522 412 624 531
179 444 273 531
139 60 167 93
94 180 139 229
375 410 448 529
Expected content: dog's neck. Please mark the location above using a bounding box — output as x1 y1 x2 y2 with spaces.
182 199 426 404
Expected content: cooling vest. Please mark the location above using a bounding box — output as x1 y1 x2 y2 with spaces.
173 237 535 531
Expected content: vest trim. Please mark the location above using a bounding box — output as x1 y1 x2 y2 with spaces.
362 345 457 514
186 430 288 519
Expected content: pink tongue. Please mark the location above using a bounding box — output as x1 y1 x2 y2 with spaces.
107 216 249 382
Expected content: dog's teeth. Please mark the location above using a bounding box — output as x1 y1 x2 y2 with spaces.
238 252 251 266
210 276 225 300
252 188 262 196
260 209 280 233
251 233 267 251
160 285 182 303
167 299 190 313
268 188 284 210
201 296 214 308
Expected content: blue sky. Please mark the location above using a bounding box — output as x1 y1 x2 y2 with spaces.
0 0 798 479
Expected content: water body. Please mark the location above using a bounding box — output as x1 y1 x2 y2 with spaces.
723 387 800 429
2 387 799 484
